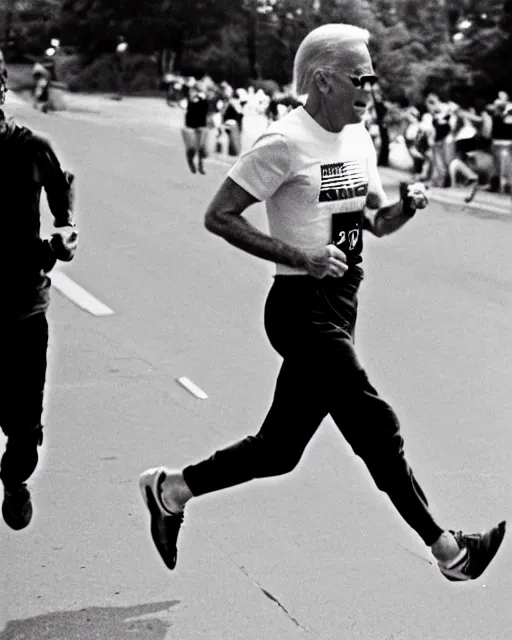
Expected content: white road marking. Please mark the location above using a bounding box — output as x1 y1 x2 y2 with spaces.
177 376 208 399
51 270 114 316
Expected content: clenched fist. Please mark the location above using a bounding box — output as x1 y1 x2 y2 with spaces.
303 244 348 279
50 225 78 262
399 181 429 217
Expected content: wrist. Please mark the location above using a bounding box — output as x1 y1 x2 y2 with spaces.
291 248 309 270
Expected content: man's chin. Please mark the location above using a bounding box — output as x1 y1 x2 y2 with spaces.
351 108 367 122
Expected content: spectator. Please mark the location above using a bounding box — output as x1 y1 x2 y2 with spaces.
371 83 389 167
32 63 51 113
489 92 512 193
426 94 453 188
404 107 427 179
222 85 244 156
181 84 209 175
449 107 479 188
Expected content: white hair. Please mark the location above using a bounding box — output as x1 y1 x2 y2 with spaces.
293 24 370 97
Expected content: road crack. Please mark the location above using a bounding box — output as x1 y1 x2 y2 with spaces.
198 529 325 639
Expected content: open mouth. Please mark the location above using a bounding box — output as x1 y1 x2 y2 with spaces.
354 101 368 109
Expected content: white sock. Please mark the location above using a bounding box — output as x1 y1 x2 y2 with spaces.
159 484 184 515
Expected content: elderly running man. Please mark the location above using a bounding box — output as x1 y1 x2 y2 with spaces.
139 24 505 582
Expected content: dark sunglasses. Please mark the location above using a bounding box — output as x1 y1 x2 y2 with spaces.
349 74 379 88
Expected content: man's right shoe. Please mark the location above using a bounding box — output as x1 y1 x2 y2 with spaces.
139 467 184 570
439 520 506 582
2 483 33 530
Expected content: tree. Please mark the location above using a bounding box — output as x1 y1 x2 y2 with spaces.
1 0 61 58
60 0 233 68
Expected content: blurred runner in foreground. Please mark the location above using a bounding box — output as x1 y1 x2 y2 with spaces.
0 49 78 530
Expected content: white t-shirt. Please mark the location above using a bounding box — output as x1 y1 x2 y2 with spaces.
228 106 384 275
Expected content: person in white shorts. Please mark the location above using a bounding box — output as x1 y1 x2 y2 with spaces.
139 24 505 582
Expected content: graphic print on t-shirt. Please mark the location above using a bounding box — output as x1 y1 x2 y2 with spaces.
331 210 364 264
318 160 368 203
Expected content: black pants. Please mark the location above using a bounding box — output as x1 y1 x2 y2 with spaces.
0 312 48 488
183 271 444 546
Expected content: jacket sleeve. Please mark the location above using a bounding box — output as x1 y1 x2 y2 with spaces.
32 133 76 228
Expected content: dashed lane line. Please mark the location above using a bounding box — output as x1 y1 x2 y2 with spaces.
177 376 208 399
51 269 114 316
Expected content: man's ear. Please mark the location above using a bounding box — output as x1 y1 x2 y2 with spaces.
314 70 331 95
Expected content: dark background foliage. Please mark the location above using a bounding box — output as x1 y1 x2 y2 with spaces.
1 0 510 102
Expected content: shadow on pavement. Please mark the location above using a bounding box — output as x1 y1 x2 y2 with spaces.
0 600 181 640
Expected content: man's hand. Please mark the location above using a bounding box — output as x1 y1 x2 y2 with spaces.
400 181 428 216
303 244 348 279
50 225 78 262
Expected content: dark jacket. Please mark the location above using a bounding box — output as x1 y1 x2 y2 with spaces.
0 116 75 321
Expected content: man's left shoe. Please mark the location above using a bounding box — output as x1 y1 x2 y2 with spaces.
439 521 506 582
2 483 33 530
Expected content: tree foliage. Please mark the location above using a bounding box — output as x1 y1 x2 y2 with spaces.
2 0 511 101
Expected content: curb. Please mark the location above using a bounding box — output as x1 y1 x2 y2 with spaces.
427 188 511 217
380 167 511 217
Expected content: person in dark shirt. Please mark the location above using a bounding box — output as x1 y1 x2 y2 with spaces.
181 85 209 174
222 88 245 156
491 93 512 141
0 50 78 530
265 95 279 123
31 63 51 113
371 83 389 167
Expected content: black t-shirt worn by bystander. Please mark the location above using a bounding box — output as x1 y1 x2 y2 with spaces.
185 98 208 129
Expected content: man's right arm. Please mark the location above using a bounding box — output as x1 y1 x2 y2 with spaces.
33 135 78 267
204 178 347 279
205 178 305 269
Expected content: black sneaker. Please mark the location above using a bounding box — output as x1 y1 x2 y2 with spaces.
2 483 33 530
464 179 480 203
185 151 197 174
139 467 184 570
439 521 506 582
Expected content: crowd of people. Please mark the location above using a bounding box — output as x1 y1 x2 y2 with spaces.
168 70 512 198
397 91 512 197
164 73 303 174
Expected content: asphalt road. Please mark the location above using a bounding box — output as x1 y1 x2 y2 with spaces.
1 93 512 640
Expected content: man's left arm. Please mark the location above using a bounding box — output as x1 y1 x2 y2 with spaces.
361 125 428 238
364 182 428 238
